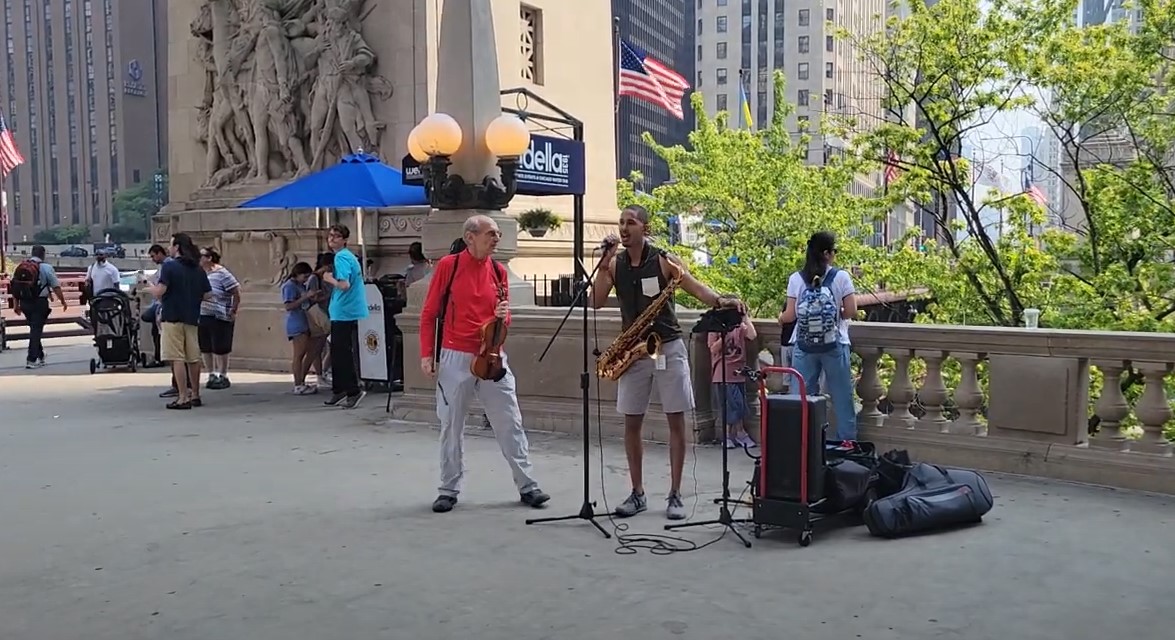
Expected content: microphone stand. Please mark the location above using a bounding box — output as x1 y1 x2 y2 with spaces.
526 252 613 538
663 315 753 548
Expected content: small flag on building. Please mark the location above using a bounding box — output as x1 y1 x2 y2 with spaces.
618 39 691 120
0 111 25 177
884 149 901 186
738 70 754 129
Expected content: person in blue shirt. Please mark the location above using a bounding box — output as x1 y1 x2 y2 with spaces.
320 224 368 409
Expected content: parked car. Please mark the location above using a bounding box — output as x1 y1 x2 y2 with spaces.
93 242 126 258
60 245 89 257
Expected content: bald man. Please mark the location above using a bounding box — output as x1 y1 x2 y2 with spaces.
419 215 549 513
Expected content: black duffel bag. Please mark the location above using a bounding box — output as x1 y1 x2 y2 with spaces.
812 440 878 515
863 462 994 538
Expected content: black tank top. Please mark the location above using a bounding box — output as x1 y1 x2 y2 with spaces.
614 242 682 343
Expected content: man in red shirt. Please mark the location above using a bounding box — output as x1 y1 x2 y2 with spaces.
420 214 550 513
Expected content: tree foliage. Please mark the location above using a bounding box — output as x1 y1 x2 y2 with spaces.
838 0 1175 334
617 73 895 316
107 171 166 243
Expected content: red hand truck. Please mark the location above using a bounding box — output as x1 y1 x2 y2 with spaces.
749 366 829 546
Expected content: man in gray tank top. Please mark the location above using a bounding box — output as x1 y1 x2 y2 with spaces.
591 205 745 520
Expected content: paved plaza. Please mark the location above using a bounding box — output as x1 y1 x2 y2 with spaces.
1 337 1173 639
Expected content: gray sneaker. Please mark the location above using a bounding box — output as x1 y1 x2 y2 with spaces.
614 491 647 518
666 491 686 520
339 390 367 409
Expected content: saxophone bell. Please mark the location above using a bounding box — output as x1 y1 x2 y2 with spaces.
645 332 662 359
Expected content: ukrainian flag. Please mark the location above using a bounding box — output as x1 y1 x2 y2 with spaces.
739 77 754 129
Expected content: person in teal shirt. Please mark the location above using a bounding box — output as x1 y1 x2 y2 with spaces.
321 224 369 408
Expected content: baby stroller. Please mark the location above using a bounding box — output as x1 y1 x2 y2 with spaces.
88 288 140 374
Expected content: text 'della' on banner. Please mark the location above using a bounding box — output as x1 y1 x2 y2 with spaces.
402 134 585 197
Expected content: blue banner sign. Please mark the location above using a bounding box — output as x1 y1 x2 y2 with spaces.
402 133 585 197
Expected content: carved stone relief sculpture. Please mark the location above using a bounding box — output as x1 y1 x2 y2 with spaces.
192 0 393 189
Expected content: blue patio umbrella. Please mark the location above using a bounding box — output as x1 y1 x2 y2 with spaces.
238 152 428 209
238 152 429 268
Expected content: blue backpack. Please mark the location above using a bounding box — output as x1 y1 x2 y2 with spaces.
794 268 841 353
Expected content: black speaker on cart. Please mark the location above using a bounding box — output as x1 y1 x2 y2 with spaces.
762 394 829 502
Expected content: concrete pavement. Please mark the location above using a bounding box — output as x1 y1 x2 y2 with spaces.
1 337 1173 639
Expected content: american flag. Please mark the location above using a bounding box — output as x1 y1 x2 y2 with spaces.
1023 164 1046 206
618 39 690 120
0 111 25 177
883 149 901 185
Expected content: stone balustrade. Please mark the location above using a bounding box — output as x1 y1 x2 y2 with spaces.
392 306 1175 495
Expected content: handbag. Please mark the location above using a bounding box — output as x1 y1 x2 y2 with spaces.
307 304 331 337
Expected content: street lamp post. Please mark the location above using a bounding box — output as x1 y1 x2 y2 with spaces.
407 112 531 211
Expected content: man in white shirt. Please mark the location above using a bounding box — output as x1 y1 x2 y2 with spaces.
86 249 122 295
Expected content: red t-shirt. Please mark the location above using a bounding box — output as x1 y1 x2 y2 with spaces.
419 251 509 358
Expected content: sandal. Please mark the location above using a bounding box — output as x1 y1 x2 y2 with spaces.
190 398 203 407
166 400 192 410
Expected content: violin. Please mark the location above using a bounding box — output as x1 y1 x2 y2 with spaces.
471 280 509 381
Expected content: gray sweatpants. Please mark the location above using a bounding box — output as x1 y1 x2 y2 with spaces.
435 348 539 498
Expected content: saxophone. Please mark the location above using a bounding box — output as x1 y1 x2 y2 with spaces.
596 259 685 381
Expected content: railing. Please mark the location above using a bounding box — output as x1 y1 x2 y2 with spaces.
747 320 1175 457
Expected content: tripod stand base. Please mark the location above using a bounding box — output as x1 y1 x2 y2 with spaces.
526 500 613 539
663 504 753 548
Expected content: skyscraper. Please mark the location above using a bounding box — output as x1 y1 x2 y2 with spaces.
613 0 696 189
0 0 166 240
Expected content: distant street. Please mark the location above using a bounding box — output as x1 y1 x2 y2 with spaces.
1 337 1173 640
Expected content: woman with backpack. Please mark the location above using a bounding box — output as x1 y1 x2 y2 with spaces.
779 231 859 441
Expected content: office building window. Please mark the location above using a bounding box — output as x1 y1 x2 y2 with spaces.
798 9 809 26
717 94 728 111
798 36 809 53
826 34 834 52
826 8 835 21
698 44 703 60
717 16 727 32
798 62 809 80
717 68 728 85
798 89 809 106
826 62 834 78
697 70 704 87
697 18 702 34
717 42 727 59
718 0 727 4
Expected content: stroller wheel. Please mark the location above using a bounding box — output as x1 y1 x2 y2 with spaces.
89 359 97 375
129 358 138 373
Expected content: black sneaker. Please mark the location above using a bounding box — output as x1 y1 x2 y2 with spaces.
432 495 457 513
159 388 179 398
520 489 550 508
324 393 347 407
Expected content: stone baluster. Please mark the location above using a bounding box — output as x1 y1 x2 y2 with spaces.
763 338 787 393
1132 362 1173 457
854 347 885 429
915 350 950 432
690 332 715 441
744 333 762 424
885 349 916 429
1091 360 1131 452
951 353 986 435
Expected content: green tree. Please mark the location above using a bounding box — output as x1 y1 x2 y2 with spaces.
833 0 1068 328
616 72 896 316
32 225 90 245
107 170 166 242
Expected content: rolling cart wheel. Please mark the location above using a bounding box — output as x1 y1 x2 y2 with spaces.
753 525 762 539
129 358 138 373
798 530 812 547
89 359 97 375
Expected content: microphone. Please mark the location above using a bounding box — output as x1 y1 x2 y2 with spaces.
597 237 618 252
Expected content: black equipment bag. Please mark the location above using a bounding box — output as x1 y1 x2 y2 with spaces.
812 440 878 514
863 462 994 538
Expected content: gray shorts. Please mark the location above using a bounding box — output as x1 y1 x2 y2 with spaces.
616 337 695 416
